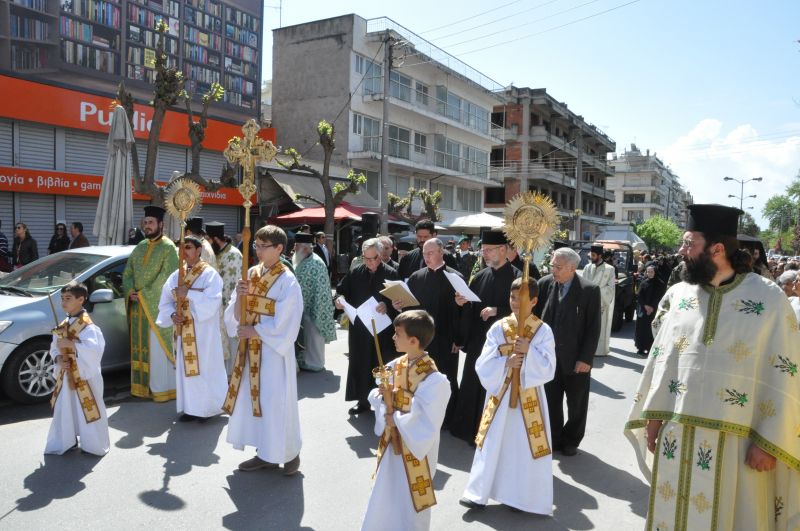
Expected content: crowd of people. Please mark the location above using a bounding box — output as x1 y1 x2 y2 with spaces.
9 201 799 529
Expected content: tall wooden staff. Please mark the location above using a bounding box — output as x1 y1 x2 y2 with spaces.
503 192 558 408
223 119 278 328
164 178 202 335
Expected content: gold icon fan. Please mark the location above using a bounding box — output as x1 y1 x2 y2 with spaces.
503 192 560 253
164 178 202 222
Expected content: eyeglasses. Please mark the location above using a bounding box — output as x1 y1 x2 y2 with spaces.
15 226 23 230
481 245 504 253
57 228 65 231
363 255 381 262
679 239 698 249
253 243 276 251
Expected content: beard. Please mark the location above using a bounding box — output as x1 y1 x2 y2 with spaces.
292 248 309 268
681 250 717 285
144 226 162 240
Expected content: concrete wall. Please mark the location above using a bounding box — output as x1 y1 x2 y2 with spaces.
272 14 355 167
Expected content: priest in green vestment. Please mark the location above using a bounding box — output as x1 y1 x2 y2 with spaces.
123 205 179 402
625 204 799 530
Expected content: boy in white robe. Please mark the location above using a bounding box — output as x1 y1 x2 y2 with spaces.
156 236 227 421
460 277 556 514
361 310 451 531
224 225 304 475
45 281 109 456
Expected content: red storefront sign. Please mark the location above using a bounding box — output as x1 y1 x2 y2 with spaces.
0 166 251 206
0 75 275 149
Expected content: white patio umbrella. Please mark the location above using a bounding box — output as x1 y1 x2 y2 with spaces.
446 212 505 230
94 105 134 245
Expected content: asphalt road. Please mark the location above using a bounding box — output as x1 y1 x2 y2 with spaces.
0 322 649 530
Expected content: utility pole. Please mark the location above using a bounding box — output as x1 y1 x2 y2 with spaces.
573 129 583 239
723 176 762 231
379 31 392 235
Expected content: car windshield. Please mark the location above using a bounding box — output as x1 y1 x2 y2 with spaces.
0 252 109 293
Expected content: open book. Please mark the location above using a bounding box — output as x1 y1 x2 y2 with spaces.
379 280 420 307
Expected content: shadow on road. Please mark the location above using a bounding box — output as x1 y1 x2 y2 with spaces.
436 432 476 473
601 354 644 374
12 453 102 513
588 376 626 400
137 415 227 511
222 469 310 530
345 412 377 459
556 451 648 518
108 400 175 449
297 369 341 400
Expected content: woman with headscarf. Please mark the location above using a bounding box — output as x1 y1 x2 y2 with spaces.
12 222 38 268
48 223 71 254
634 263 666 357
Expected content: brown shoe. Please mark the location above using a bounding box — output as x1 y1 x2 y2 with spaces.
283 455 300 476
238 456 278 471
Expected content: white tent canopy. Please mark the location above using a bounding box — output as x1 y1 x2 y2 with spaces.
445 212 504 230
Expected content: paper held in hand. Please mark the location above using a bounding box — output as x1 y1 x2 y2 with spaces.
379 280 420 307
443 270 481 302
356 296 392 334
337 296 358 324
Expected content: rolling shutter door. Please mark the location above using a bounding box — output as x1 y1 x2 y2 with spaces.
201 204 240 235
199 149 226 181
134 141 148 177
65 196 100 245
0 120 12 166
18 122 55 169
0 192 13 227
158 144 187 177
17 193 54 257
65 130 107 176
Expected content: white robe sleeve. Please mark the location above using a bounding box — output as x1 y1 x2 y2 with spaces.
393 372 451 460
368 387 387 437
224 289 240 337
474 322 509 396
74 324 105 378
155 272 178 328
522 323 556 388
186 269 223 323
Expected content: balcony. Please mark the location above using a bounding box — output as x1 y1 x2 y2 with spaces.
529 126 579 157
582 183 615 202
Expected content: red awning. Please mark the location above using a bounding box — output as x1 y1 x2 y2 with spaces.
270 202 375 225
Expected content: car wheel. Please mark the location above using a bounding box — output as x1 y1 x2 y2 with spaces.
2 339 57 404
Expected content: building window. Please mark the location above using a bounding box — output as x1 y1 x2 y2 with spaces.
432 182 453 210
353 113 380 152
415 81 429 106
414 132 427 154
355 55 364 73
389 71 412 102
396 175 410 196
388 125 410 159
360 56 382 95
627 210 644 223
464 100 489 134
623 193 646 204
353 167 379 199
413 177 427 191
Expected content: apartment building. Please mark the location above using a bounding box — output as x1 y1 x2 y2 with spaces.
271 14 504 226
607 144 692 227
486 86 615 240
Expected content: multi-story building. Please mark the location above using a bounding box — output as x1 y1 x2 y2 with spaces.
0 0 268 256
485 86 615 240
271 15 504 227
607 144 692 227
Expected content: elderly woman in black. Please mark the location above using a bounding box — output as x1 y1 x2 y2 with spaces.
48 222 71 254
12 222 39 268
635 263 666 357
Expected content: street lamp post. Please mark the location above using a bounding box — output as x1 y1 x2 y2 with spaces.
723 176 763 230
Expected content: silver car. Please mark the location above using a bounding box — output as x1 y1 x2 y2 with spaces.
0 246 132 403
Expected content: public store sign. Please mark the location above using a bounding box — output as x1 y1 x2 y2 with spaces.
0 166 249 206
0 75 276 150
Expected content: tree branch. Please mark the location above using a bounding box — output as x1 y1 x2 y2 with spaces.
296 194 324 207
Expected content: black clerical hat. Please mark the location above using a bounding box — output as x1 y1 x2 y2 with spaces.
205 222 225 239
397 241 413 251
552 240 568 250
295 232 314 244
590 244 603 254
686 204 741 237
143 205 165 221
186 217 204 234
482 230 507 245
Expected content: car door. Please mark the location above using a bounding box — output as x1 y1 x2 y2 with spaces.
85 260 129 369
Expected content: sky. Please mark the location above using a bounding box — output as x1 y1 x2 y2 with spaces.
259 0 800 228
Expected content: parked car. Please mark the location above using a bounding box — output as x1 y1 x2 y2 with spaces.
0 246 132 403
572 240 637 332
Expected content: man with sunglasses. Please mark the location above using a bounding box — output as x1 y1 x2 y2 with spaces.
156 236 227 422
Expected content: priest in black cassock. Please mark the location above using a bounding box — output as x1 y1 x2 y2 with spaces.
450 229 521 444
391 238 464 425
335 237 399 415
397 219 457 279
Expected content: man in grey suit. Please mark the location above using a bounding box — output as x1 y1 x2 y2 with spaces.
534 247 601 456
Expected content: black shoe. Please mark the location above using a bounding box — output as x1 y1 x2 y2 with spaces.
636 350 648 358
348 402 370 415
459 498 486 510
178 413 198 422
561 446 578 456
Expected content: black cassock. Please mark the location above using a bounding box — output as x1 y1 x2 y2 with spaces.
336 262 399 404
450 261 520 443
634 276 666 353
405 265 464 424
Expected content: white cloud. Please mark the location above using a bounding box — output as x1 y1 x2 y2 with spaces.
658 120 800 228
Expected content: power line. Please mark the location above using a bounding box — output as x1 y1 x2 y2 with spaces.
434 0 591 45
418 0 524 35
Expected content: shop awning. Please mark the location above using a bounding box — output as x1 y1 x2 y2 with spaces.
270 201 377 225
